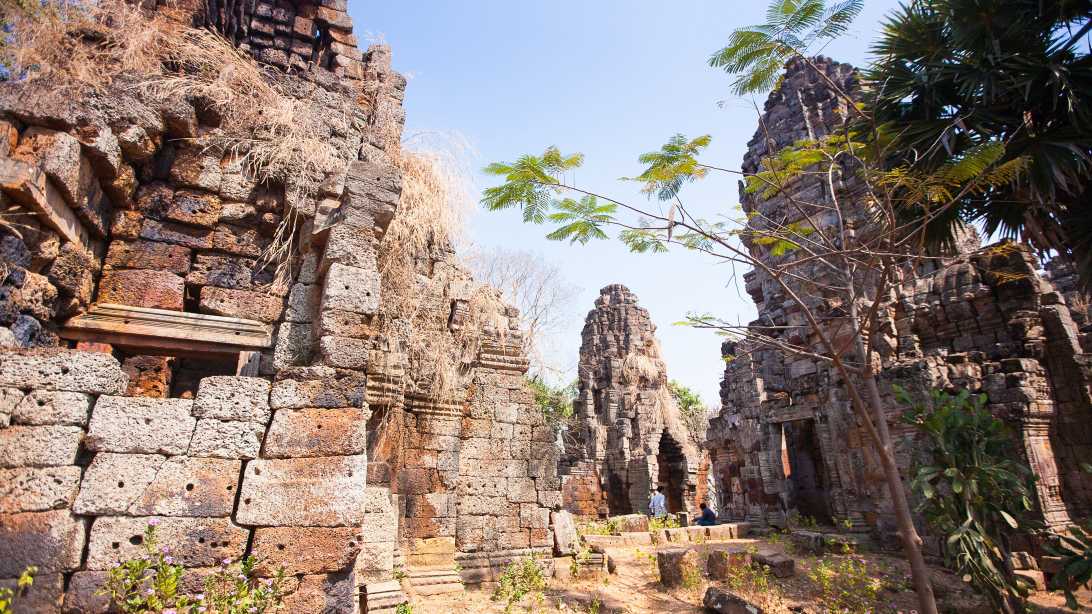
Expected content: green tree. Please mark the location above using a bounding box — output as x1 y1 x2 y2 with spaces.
528 376 576 425
868 0 1092 285
900 387 1038 614
668 380 708 445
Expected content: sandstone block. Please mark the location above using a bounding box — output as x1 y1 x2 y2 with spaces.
269 370 364 409
11 389 92 426
103 161 136 209
272 320 317 369
165 189 222 228
252 527 363 575
188 418 264 459
98 268 185 310
657 547 700 588
75 453 239 517
111 209 143 239
285 283 321 323
318 309 378 339
0 349 128 394
85 516 247 570
320 263 380 315
116 125 157 162
13 127 92 210
236 456 368 526
193 376 271 423
0 466 81 513
752 551 794 578
169 147 222 191
0 425 82 468
199 286 284 323
263 407 368 457
550 510 578 556
64 571 113 613
85 396 196 455
105 239 192 274
75 123 121 178
140 219 214 250
212 223 266 258
281 573 355 614
318 335 369 369
706 548 752 580
323 222 378 270
186 253 273 291
0 510 87 575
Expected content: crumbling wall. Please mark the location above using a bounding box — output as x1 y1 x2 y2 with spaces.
561 284 702 519
706 57 1092 539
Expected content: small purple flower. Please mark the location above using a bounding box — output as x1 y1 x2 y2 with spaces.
248 608 257 614
222 558 232 566
147 518 160 527
163 609 176 614
144 588 154 596
263 578 273 586
161 546 171 554
196 593 204 601
238 573 248 581
197 608 207 613
164 556 175 564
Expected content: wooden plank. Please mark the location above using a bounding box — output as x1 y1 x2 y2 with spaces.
0 158 97 254
237 351 261 376
60 303 273 356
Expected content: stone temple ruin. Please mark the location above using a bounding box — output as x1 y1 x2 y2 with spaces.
560 284 703 519
0 2 559 612
704 57 1092 544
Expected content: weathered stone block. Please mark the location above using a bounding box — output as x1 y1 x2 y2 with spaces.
272 320 317 369
269 370 365 409
0 349 128 394
192 376 271 423
657 547 700 588
252 527 362 575
186 253 273 291
85 516 247 570
85 396 196 455
0 510 87 575
11 389 92 426
285 283 321 323
169 147 222 191
46 242 97 304
263 407 368 457
0 466 81 513
323 222 378 270
64 571 112 613
75 123 121 178
0 425 82 468
13 127 92 210
105 239 192 274
0 571 64 612
320 263 380 315
165 189 222 228
111 209 143 239
212 224 266 258
188 418 264 459
236 456 368 526
75 453 239 517
140 219 214 250
703 587 766 614
318 335 369 369
706 548 752 580
318 309 378 339
199 286 284 323
97 268 185 310
121 354 172 398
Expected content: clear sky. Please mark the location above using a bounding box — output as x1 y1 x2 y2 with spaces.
354 0 907 403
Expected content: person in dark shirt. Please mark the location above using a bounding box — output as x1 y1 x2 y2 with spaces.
697 502 717 526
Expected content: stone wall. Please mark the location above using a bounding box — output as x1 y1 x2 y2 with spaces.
705 57 1092 542
560 284 702 519
0 2 559 611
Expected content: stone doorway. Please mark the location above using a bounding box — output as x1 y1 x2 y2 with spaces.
605 469 632 515
782 419 833 525
656 432 687 514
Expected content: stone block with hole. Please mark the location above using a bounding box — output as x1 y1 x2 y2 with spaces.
85 396 195 455
10 390 93 426
262 407 368 458
187 418 265 459
85 516 248 570
235 455 369 527
0 466 82 513
192 376 272 423
320 263 380 315
74 453 240 517
251 527 363 575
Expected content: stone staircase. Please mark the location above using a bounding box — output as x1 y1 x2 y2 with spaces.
403 537 464 597
358 486 410 613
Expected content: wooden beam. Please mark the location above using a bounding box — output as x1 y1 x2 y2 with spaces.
60 303 273 356
0 158 98 254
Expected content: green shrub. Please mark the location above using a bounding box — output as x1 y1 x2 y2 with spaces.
807 557 882 614
1046 463 1092 610
492 555 547 613
99 522 286 614
396 603 414 614
649 515 680 531
578 518 619 536
0 567 36 614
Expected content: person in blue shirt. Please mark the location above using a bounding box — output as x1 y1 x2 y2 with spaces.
649 486 667 518
697 502 717 526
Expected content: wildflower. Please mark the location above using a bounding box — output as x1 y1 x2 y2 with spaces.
249 608 257 613
263 578 273 586
163 609 176 614
196 593 204 601
164 556 175 564
147 518 160 526
144 588 155 596
222 558 232 566
161 546 171 554
238 573 247 581
197 608 206 613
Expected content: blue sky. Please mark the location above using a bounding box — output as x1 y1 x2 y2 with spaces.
355 0 907 403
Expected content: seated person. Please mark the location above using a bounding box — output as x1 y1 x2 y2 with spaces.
697 502 717 526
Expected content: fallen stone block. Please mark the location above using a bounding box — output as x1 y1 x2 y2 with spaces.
85 516 247 570
85 396 195 455
0 510 87 575
622 531 652 545
235 455 369 527
0 466 81 513
0 349 128 394
705 547 752 580
703 586 766 614
657 547 701 588
613 514 649 533
551 510 579 556
262 406 368 458
753 551 795 578
0 423 82 469
10 389 93 426
74 453 239 517
192 376 271 423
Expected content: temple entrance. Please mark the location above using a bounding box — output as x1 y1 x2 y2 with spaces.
605 470 632 515
782 419 833 525
656 432 687 514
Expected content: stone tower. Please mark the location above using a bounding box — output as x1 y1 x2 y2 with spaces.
705 57 1092 540
560 284 701 518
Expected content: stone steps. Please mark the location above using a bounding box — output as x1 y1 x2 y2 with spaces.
361 579 408 614
405 565 464 596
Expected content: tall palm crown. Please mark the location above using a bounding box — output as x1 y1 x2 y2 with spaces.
869 0 1092 284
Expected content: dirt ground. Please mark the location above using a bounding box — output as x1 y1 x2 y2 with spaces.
409 536 1092 614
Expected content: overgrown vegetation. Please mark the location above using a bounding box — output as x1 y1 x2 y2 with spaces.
492 555 547 613
1046 462 1092 610
529 376 576 425
578 518 620 536
900 387 1037 613
99 523 286 614
0 566 36 614
649 515 680 531
668 380 708 446
807 557 883 614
